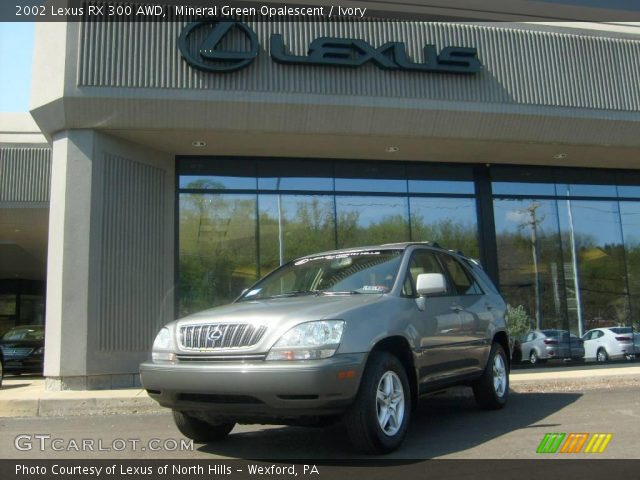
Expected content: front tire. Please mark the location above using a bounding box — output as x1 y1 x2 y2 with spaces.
344 351 411 454
473 343 509 410
172 411 235 443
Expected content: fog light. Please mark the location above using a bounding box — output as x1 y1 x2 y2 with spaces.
152 352 176 362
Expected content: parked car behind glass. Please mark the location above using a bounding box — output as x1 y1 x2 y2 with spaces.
582 327 636 362
141 242 510 454
519 329 584 365
0 325 45 375
0 347 4 388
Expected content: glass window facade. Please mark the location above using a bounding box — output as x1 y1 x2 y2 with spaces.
177 158 640 363
178 158 478 315
492 167 640 362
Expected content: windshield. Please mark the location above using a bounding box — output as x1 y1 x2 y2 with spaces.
239 250 403 301
609 327 632 334
2 326 44 341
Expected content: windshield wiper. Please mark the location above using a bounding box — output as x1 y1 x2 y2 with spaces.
260 290 322 299
320 290 363 295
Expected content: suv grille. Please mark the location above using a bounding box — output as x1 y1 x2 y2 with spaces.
179 324 267 350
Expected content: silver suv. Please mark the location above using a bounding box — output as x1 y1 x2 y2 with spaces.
140 243 510 454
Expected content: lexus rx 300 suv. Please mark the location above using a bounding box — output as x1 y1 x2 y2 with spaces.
140 242 510 454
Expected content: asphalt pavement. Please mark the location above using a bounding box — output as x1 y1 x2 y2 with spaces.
1 362 639 417
0 386 638 459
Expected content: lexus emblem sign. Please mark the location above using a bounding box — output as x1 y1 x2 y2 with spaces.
179 21 260 72
179 21 481 75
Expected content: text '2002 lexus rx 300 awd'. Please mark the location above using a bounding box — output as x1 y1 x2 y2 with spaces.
140 242 510 454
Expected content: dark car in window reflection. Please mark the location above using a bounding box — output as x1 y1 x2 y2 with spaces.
0 325 45 375
519 329 584 365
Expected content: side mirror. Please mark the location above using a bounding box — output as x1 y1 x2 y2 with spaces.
416 273 447 296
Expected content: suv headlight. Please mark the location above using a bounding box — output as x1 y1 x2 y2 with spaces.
266 320 345 361
152 327 175 362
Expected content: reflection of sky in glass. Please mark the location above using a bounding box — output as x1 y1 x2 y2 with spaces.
494 198 624 246
336 197 408 227
493 199 557 237
410 197 477 224
335 178 407 193
558 200 622 246
561 184 618 198
409 180 474 194
620 202 640 246
258 177 333 191
492 182 556 196
617 186 640 198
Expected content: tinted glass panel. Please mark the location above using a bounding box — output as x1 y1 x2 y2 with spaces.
617 185 640 198
408 180 474 194
258 195 336 275
558 199 628 332
492 182 556 196
179 176 256 190
410 197 479 259
334 162 407 193
258 177 333 191
257 160 334 191
619 201 640 332
558 183 618 198
179 193 258 315
493 199 568 332
336 196 409 248
334 178 407 193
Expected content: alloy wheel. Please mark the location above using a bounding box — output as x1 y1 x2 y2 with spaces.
493 353 507 398
376 371 405 436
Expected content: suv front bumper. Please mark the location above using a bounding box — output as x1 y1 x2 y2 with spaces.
139 353 366 417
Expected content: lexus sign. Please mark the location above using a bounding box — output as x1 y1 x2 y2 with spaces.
179 21 482 74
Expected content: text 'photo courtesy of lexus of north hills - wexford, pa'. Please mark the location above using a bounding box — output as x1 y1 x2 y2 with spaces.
140 242 510 454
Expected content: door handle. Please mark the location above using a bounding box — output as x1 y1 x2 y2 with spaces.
450 305 463 312
485 302 493 310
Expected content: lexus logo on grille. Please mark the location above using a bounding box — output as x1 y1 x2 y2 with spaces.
178 21 259 72
207 328 223 342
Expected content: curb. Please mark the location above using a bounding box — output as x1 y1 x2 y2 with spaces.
0 396 165 418
2 367 640 418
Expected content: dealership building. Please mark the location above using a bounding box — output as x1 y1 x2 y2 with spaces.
2 6 640 389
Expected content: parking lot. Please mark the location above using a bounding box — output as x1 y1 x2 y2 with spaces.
1 382 638 460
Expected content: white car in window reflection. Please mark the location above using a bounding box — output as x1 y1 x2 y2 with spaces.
582 327 636 362
519 329 584 365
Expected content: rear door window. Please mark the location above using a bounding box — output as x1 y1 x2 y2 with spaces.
438 254 483 295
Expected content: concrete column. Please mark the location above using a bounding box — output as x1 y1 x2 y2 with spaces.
44 130 174 390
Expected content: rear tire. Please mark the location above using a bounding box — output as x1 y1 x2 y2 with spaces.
344 351 411 454
172 411 235 443
473 343 509 410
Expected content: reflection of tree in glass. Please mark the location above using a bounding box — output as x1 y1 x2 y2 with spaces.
496 198 631 334
260 197 336 274
179 192 258 316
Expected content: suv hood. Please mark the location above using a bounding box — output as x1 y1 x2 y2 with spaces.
178 294 383 327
